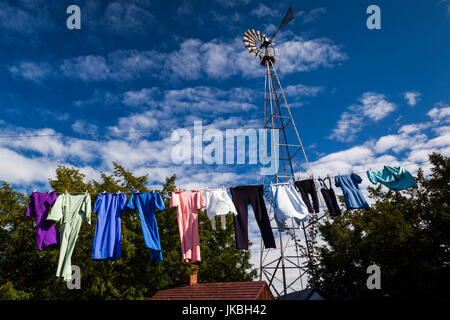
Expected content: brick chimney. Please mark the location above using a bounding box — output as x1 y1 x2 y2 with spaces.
189 269 198 286
182 265 199 286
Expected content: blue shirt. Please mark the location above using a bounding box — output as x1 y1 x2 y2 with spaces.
335 173 369 210
367 166 417 191
126 192 166 262
92 193 127 261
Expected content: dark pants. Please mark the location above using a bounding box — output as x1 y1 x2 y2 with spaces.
295 179 320 213
319 177 342 217
230 185 276 250
320 188 341 217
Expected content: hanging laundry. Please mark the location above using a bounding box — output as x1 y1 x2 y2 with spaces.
230 185 276 250
318 178 341 217
367 166 417 191
47 192 91 281
127 192 166 262
204 188 237 230
294 179 320 213
170 190 205 263
91 193 127 261
335 173 369 210
270 183 309 232
26 192 60 251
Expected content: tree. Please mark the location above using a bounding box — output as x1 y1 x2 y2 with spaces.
314 153 450 299
0 163 257 299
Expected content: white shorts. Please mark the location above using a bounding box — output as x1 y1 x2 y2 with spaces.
271 183 309 231
204 189 238 230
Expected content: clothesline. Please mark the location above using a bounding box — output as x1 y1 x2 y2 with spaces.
29 190 162 196
32 161 429 195
293 160 431 182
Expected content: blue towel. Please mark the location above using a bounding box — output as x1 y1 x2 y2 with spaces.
367 166 417 191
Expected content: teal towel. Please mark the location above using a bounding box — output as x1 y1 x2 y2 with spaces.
367 166 417 191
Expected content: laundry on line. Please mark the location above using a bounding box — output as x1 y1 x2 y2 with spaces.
24 165 417 279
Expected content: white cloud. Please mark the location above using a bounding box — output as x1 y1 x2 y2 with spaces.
427 103 450 120
203 116 261 131
72 120 98 134
329 92 396 142
122 87 161 107
296 8 327 24
119 86 258 121
284 84 324 97
9 34 346 83
176 0 193 16
162 39 209 80
374 133 427 154
438 0 450 14
60 55 110 81
213 0 250 8
0 147 58 184
8 61 52 82
108 86 260 140
0 144 99 187
8 50 165 82
103 2 156 35
109 112 161 138
73 90 121 108
161 37 262 80
59 50 165 82
251 6 326 25
305 146 375 176
250 4 278 18
432 125 450 135
160 86 257 114
277 36 347 74
328 110 364 143
209 10 242 25
360 92 396 121
398 123 430 135
0 1 56 37
404 91 421 106
0 0 158 46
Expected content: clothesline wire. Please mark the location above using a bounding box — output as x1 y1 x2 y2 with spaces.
0 118 448 139
29 191 163 196
294 160 432 182
31 160 431 195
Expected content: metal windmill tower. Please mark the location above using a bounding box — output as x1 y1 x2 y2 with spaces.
243 6 326 298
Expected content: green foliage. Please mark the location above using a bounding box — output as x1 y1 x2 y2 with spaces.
0 281 31 300
0 163 257 299
314 153 450 299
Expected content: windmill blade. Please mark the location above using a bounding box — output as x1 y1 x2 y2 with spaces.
269 5 294 42
244 30 256 42
251 29 259 40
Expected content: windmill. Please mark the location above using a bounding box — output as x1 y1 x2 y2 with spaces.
243 6 327 298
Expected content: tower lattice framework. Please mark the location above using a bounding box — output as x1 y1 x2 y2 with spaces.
258 54 328 298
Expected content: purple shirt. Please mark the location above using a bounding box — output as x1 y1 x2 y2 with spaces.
26 192 60 251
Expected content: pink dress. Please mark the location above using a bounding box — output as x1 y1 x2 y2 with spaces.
169 190 205 263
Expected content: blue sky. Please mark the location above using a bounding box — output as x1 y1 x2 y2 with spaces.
0 0 449 192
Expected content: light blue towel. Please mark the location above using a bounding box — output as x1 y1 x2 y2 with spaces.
367 166 417 191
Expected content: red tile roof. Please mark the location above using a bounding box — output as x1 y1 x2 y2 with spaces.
150 281 274 300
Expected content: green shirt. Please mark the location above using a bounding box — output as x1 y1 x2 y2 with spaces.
47 193 91 281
